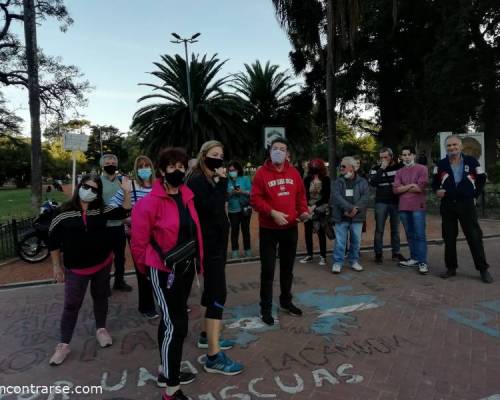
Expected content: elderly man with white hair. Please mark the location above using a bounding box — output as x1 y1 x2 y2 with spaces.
330 156 370 273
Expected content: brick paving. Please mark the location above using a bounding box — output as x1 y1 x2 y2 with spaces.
1 211 500 286
0 238 499 399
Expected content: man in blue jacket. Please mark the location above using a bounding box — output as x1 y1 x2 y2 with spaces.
432 135 493 283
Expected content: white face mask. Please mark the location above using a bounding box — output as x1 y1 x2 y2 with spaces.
271 149 286 165
344 171 354 179
403 159 415 167
79 187 97 203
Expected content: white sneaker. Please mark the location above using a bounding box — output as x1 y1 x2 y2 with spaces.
49 343 70 366
319 256 327 266
96 328 113 348
331 263 342 274
418 263 429 275
300 255 313 263
399 259 419 267
350 262 364 272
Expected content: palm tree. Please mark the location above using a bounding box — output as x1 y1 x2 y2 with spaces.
132 54 245 156
232 60 313 160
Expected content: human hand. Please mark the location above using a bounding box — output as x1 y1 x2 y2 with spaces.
296 212 311 223
214 167 227 178
271 210 289 226
53 265 65 283
436 189 446 198
120 176 132 192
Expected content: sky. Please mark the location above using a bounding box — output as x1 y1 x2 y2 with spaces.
5 0 296 134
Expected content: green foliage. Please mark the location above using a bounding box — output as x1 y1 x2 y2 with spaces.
0 137 31 188
132 54 246 158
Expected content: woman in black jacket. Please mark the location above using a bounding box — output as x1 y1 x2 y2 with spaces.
300 159 331 266
48 173 131 366
186 140 244 376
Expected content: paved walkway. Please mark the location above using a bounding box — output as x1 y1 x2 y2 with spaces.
1 211 500 286
0 238 499 399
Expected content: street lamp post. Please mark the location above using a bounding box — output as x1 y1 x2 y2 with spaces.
171 32 201 153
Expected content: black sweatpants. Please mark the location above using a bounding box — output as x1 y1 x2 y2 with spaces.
304 220 326 258
149 262 195 387
108 225 126 283
259 226 298 313
228 212 251 251
441 199 489 271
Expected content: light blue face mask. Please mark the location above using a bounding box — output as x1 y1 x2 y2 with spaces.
229 171 238 179
137 167 152 180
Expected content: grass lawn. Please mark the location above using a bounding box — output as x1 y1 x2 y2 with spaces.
0 187 69 224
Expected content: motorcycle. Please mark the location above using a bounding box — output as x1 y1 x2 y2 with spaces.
17 200 59 263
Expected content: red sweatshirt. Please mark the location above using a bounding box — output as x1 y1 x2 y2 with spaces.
250 160 308 229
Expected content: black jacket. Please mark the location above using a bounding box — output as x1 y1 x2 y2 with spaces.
186 173 230 254
48 206 128 269
368 162 403 204
303 175 331 207
432 154 486 202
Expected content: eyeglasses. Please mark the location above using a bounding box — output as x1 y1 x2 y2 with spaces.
340 165 347 169
82 183 98 194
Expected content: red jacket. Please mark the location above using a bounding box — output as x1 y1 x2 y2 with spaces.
250 160 308 229
130 179 204 274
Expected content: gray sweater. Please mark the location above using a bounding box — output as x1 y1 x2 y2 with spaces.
330 175 370 223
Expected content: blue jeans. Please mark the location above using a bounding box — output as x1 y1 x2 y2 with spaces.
374 203 401 255
332 221 363 265
399 211 427 264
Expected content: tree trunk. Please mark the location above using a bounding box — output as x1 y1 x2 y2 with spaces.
23 0 42 209
326 0 337 179
377 58 400 150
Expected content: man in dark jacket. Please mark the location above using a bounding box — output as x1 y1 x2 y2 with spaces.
432 135 493 283
250 137 310 326
369 147 406 264
330 156 370 274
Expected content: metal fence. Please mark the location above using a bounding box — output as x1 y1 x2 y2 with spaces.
0 217 34 260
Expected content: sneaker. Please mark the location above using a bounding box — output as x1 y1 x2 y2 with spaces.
418 262 429 275
480 270 494 284
142 310 160 319
392 253 407 262
319 256 327 266
440 270 456 279
331 263 342 274
161 389 189 400
350 262 364 272
96 328 113 348
398 259 419 268
261 312 275 326
244 249 252 258
300 255 313 263
375 254 383 264
204 352 244 375
231 250 239 259
113 280 133 292
280 303 303 316
197 335 235 350
49 343 70 366
157 369 196 387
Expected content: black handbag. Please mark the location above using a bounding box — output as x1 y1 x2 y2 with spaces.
151 237 197 267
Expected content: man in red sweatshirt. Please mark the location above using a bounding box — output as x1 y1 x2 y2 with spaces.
250 137 310 325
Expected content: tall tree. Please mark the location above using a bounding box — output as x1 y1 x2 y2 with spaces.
132 53 245 157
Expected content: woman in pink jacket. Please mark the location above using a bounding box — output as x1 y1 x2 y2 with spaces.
131 148 203 400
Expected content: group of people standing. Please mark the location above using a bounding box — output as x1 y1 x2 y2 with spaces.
46 134 492 400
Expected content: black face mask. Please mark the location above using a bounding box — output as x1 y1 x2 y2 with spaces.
205 156 224 171
104 165 117 175
164 169 185 187
309 167 319 175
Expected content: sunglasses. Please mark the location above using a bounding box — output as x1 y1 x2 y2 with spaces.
82 183 98 194
340 165 348 169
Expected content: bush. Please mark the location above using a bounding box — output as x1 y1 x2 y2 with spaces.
487 164 500 183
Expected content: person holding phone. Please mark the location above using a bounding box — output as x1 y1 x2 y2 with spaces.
227 160 252 259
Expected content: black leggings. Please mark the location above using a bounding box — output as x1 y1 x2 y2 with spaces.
228 212 251 251
150 262 194 387
304 220 326 257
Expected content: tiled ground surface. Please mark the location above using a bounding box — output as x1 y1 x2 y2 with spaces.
1 211 500 285
0 238 499 400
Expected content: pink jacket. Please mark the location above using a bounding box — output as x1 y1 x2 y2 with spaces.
130 179 204 274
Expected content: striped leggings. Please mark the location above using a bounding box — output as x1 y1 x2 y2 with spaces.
149 262 194 387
